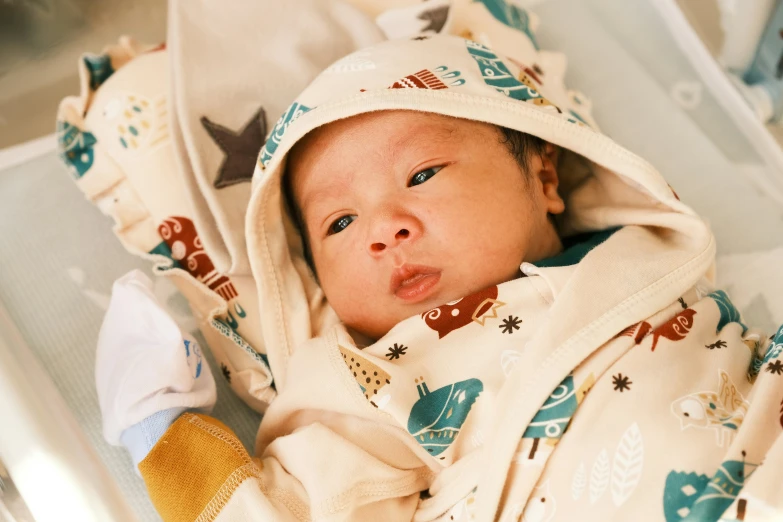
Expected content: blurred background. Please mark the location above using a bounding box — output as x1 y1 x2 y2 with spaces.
0 0 165 149
2 0 783 149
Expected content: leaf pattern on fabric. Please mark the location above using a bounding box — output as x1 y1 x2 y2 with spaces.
571 462 586 501
589 449 610 504
611 423 644 506
501 349 521 377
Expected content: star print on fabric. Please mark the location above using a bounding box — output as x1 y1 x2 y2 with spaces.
418 5 449 32
612 373 632 392
499 315 522 334
386 343 408 360
766 360 783 375
221 363 231 383
201 107 267 189
705 340 727 350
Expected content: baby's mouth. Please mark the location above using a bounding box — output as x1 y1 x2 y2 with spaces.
390 265 442 302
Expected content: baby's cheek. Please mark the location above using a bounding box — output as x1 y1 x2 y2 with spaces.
322 268 387 331
465 228 526 280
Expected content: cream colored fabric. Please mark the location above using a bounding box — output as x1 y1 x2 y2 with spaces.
56 0 385 413
57 42 275 413
167 0 384 276
239 26 781 521
138 280 783 521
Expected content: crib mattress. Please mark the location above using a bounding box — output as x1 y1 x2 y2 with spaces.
1 0 782 521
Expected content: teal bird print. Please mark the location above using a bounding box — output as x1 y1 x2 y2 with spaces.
708 290 747 336
671 370 749 447
663 451 758 521
407 377 483 456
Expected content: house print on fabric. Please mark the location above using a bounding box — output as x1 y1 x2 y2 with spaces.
663 451 758 522
407 377 483 456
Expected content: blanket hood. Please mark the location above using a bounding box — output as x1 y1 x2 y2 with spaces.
245 34 715 391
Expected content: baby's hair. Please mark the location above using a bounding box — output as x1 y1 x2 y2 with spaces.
498 126 548 180
283 125 549 280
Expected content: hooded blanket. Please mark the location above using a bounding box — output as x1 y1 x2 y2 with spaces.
132 28 783 522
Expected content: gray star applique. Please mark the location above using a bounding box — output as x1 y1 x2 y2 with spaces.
201 107 266 189
418 6 449 33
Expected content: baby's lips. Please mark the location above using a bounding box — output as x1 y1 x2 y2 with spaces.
389 264 441 294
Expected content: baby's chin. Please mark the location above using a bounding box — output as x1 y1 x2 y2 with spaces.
346 306 432 344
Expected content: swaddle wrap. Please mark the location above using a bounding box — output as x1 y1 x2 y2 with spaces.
235 33 783 521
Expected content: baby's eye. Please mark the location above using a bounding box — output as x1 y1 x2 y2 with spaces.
328 215 356 235
409 166 443 187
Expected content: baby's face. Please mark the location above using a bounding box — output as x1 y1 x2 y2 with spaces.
288 111 564 340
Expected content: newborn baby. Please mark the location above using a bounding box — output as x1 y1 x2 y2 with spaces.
284 110 564 340
98 35 783 522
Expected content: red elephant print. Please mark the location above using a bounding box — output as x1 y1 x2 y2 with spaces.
422 286 504 339
650 308 697 351
158 216 239 301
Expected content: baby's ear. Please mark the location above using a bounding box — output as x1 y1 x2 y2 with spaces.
544 142 560 170
537 144 565 216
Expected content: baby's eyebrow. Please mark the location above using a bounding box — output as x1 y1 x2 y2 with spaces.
299 120 460 222
388 122 458 160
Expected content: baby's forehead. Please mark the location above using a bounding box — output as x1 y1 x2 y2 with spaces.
286 111 496 204
290 110 473 167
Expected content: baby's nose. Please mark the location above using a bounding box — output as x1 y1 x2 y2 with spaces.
370 228 410 253
367 212 422 255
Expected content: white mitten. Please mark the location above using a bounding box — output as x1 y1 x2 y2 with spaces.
96 269 216 446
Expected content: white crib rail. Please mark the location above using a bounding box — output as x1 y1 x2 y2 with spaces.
0 300 139 522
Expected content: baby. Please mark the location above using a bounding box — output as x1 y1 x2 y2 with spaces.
284 110 565 340
98 35 783 522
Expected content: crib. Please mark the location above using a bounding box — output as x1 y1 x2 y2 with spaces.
1 0 782 520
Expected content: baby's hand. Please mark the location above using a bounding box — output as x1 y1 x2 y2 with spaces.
95 270 216 451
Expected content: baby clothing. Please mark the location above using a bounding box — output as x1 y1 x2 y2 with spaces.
90 3 783 521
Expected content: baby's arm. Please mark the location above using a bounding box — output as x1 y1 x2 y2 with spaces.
96 271 425 521
138 412 425 521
